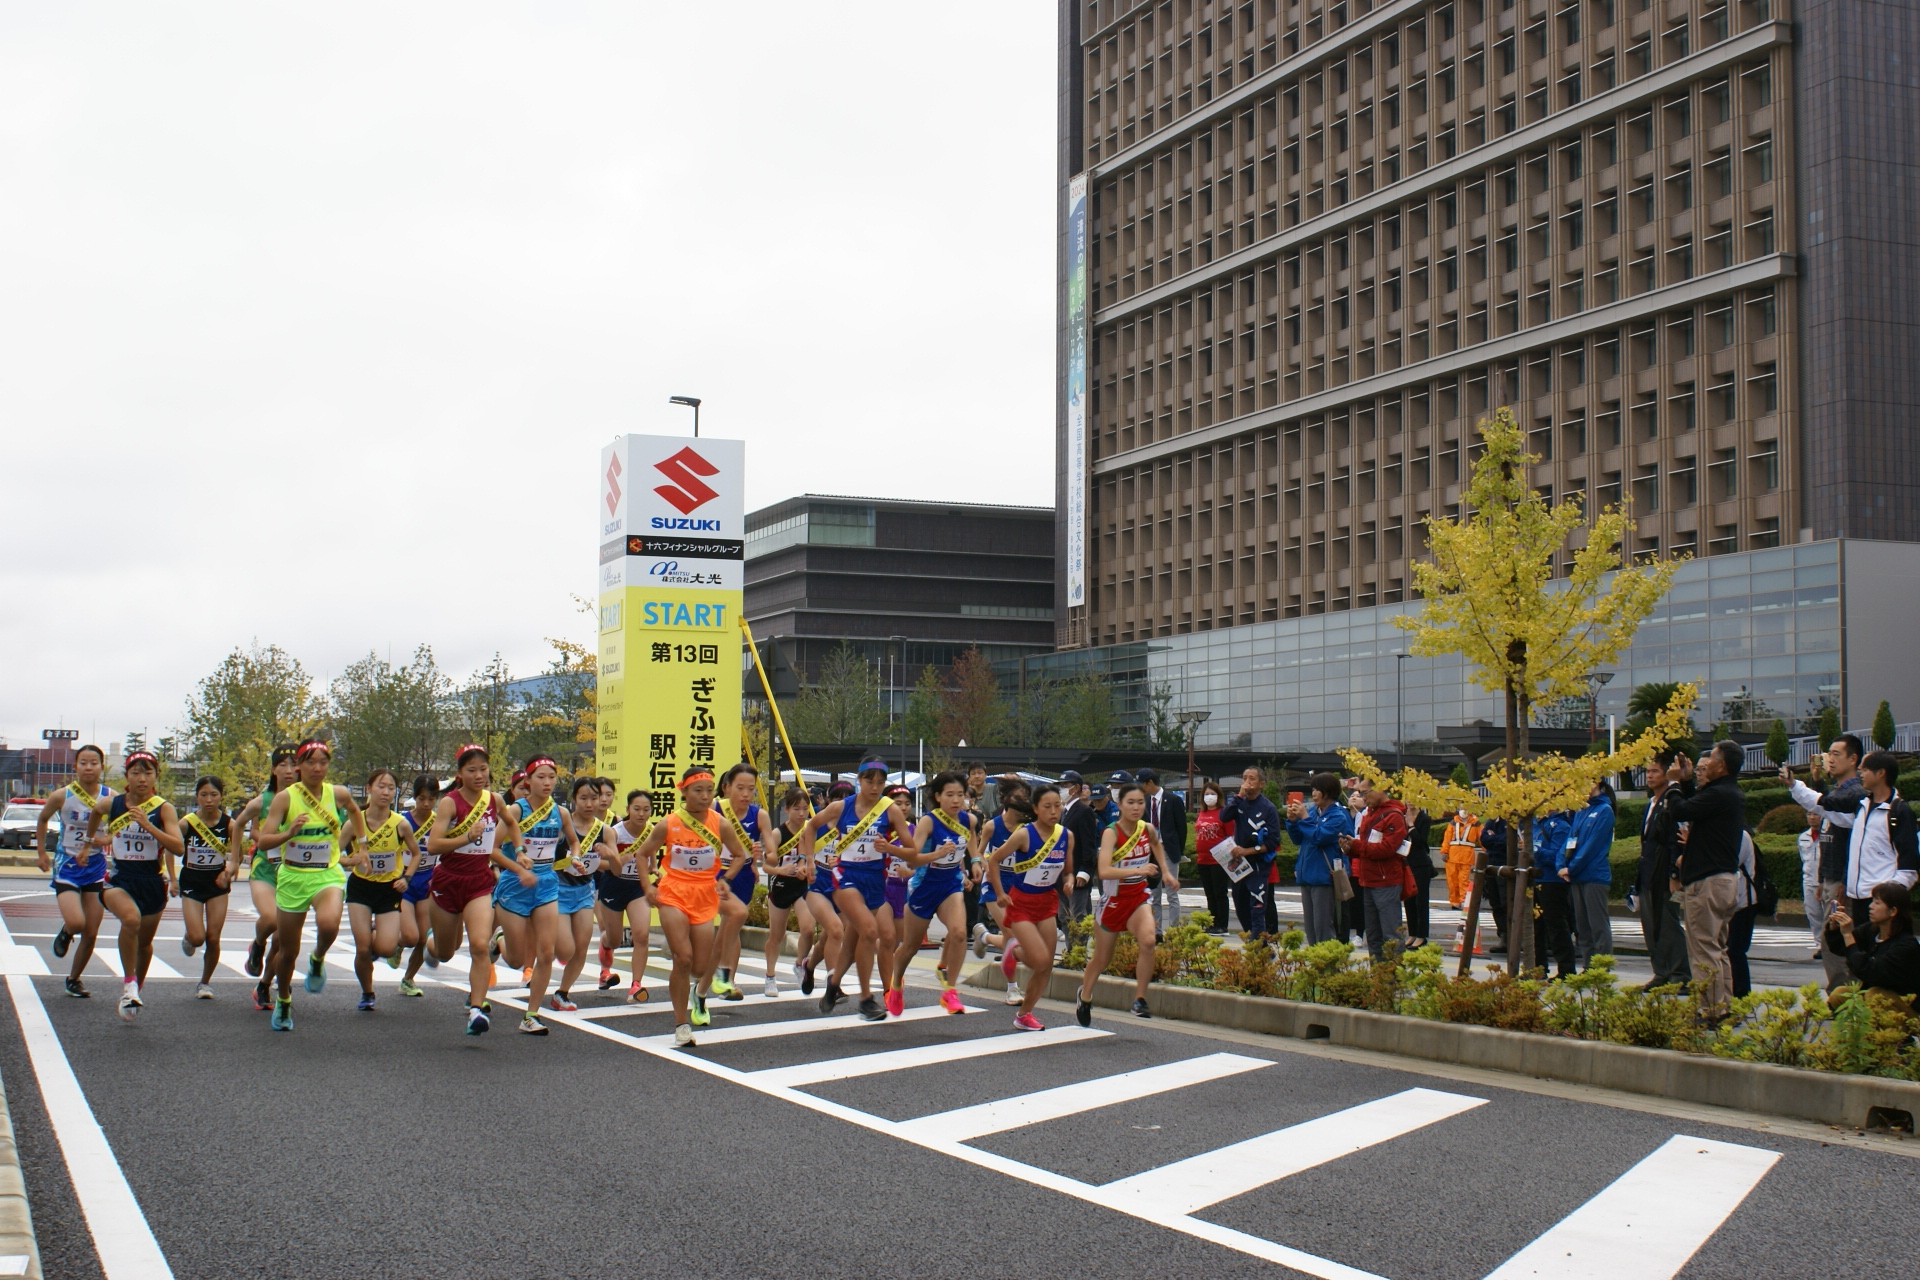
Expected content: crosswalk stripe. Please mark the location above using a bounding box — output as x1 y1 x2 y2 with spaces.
1101 1086 1486 1216
570 989 816 1021
90 951 183 980
749 1025 1109 1088
1483 1135 1779 1279
896 1052 1275 1143
632 1002 976 1048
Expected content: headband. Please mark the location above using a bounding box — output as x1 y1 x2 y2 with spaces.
522 756 556 777
456 744 488 765
123 750 159 770
678 767 715 791
295 740 330 761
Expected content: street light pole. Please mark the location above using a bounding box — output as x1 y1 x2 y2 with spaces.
1395 653 1409 772
889 635 907 785
1176 709 1211 802
669 395 702 437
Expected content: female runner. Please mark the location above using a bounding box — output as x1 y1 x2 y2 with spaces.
175 775 241 999
760 787 820 999
344 768 421 1012
625 766 752 1047
889 770 977 1016
81 750 182 1022
35 743 112 1000
971 779 1034 1006
800 759 918 1022
552 776 614 1010
492 755 580 1034
425 745 522 1036
255 740 366 1031
234 744 298 1009
713 764 772 1002
797 784 851 998
598 790 656 1000
1074 782 1179 1025
397 774 441 997
987 782 1073 1031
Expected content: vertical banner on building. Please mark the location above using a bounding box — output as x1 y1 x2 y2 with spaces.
596 434 744 813
1065 171 1089 610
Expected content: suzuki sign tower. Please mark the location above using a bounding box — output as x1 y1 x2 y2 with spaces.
596 435 745 812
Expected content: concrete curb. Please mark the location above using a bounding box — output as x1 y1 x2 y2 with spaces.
963 964 1920 1132
0 1070 41 1278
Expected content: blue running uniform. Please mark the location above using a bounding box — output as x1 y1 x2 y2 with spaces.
493 797 562 917
50 782 111 892
827 795 894 910
907 809 973 919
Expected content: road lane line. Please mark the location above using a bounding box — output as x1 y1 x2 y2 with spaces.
0 904 48 977
629 1002 978 1049
750 1025 1109 1087
1101 1086 1487 1215
6 975 174 1279
897 1052 1274 1143
1483 1135 1779 1280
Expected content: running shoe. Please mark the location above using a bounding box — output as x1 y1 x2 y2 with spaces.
423 949 439 970
466 1005 490 1036
970 923 988 957
762 976 778 999
357 993 377 1012
520 967 533 989
518 1015 548 1036
599 969 618 990
304 953 327 994
195 982 215 1001
858 996 885 1023
63 977 88 999
271 998 293 1032
673 1022 695 1048
549 991 577 1012
818 984 842 1015
598 942 614 971
252 980 271 1011
1013 1011 1043 1031
884 988 905 1018
940 988 966 1015
118 984 140 1022
1075 995 1093 1028
711 972 741 1002
799 963 816 996
690 993 711 1027
627 982 648 1004
52 928 71 960
791 956 807 983
181 935 197 958
244 937 264 977
1001 947 1019 981
386 946 403 969
1004 981 1022 1006
1131 998 1151 1018
488 928 504 965
399 979 424 997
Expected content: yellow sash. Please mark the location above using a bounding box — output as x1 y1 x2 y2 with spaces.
564 816 606 871
445 790 495 843
364 813 403 851
108 795 165 834
929 807 972 841
291 783 340 836
720 798 758 851
520 798 556 831
1008 821 1065 874
183 812 227 855
830 798 894 853
1113 821 1148 859
777 823 805 857
671 808 727 853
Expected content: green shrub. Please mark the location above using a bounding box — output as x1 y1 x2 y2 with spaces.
1741 787 1790 826
1757 803 1810 834
1615 799 1648 840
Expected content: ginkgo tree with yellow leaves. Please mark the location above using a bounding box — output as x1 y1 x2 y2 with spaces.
1338 407 1698 976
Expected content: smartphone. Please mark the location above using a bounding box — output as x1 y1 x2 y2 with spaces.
1287 791 1304 806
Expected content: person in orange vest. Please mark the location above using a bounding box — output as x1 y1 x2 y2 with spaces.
1442 809 1482 908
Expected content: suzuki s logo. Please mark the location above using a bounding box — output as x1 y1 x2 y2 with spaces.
653 447 720 515
604 453 623 517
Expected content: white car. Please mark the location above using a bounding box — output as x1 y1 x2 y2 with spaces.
0 801 51 851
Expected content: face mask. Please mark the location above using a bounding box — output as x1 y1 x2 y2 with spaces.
1202 794 1219 809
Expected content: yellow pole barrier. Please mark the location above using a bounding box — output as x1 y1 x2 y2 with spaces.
741 617 813 814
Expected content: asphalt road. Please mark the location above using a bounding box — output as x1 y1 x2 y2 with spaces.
0 884 1910 1280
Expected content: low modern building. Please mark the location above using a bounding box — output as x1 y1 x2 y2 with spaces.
744 495 1056 708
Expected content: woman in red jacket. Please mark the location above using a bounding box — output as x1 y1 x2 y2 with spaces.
1338 783 1410 960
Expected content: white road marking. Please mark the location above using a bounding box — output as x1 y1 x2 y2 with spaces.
1102 1086 1486 1216
632 1002 978 1049
7 975 174 1278
1483 1135 1780 1280
0 905 48 976
88 952 183 981
897 1052 1273 1143
749 1024 1108 1088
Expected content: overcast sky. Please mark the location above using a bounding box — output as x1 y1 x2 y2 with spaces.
0 4 1056 749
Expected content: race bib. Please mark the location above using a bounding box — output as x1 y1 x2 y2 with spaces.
283 836 333 868
1025 859 1063 888
668 844 717 874
364 848 401 878
524 834 560 867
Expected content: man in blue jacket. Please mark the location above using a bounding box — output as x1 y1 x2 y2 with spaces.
1221 767 1283 935
1560 782 1617 969
1285 772 1354 945
1530 809 1577 978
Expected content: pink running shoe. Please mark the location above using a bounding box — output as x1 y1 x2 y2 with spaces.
1013 1011 1043 1031
549 992 578 1012
884 987 905 1018
1001 946 1019 981
939 988 965 1015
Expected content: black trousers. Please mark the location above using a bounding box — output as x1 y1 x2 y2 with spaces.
1229 861 1272 935
1729 905 1759 998
1486 868 1509 948
1532 881 1576 977
1404 858 1434 943
1197 862 1232 931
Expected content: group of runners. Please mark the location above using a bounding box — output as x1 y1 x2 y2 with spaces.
32 742 1180 1047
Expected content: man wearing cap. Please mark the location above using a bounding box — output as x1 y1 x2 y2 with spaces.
1136 769 1186 930
1059 771 1102 927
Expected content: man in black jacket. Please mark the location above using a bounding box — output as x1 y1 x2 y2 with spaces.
1666 740 1749 1016
1058 771 1102 929
1636 750 1691 989
1137 768 1186 930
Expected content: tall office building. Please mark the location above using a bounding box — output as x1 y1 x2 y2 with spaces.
1051 0 1920 750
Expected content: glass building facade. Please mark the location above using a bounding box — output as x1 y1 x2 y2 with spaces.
1005 538 1916 755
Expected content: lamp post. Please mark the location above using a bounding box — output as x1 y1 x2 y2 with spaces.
889 635 907 785
1395 652 1409 772
1583 670 1615 742
1175 709 1211 801
668 395 701 437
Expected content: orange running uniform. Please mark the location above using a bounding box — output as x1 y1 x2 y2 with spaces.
655 809 726 925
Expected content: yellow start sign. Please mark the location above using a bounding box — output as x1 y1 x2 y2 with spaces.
595 434 744 812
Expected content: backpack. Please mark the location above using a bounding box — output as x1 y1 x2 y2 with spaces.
1741 831 1779 918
